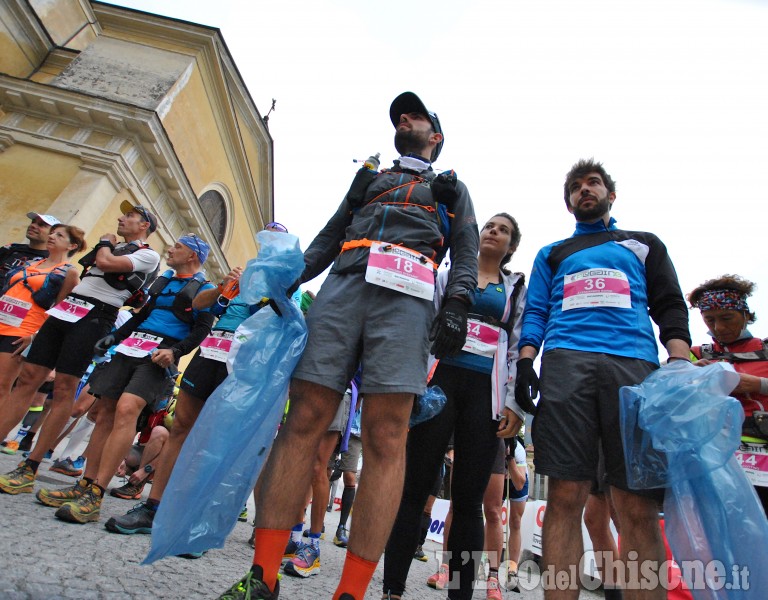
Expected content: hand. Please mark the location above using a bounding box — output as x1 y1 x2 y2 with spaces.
11 335 34 358
99 233 117 245
151 348 176 369
497 407 523 438
224 267 243 284
514 358 539 414
429 298 468 359
431 170 459 210
94 334 116 355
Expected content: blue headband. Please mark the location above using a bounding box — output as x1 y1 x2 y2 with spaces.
179 234 210 265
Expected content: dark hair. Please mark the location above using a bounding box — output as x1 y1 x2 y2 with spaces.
687 274 757 323
51 224 88 257
563 158 616 207
489 212 521 273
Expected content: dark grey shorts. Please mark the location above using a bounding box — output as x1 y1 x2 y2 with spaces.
89 352 174 410
292 273 435 396
338 435 362 472
532 348 657 493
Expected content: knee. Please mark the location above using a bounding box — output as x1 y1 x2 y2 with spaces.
484 505 502 525
113 402 143 429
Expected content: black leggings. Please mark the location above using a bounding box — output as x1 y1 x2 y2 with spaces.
383 363 500 600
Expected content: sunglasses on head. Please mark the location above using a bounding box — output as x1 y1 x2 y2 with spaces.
265 221 288 233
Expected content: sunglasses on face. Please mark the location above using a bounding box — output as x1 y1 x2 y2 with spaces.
264 221 288 233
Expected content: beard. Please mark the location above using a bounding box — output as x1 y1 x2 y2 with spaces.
572 194 611 222
394 128 432 158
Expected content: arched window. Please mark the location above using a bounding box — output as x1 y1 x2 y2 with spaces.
199 189 227 245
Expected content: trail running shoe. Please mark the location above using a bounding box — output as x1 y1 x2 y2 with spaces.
36 478 89 507
282 538 300 562
109 480 145 500
413 544 428 562
50 457 83 478
72 456 86 471
218 566 279 600
0 461 35 494
427 563 449 589
1 440 20 455
54 482 103 523
333 526 349 548
283 542 320 577
302 525 324 539
105 501 155 534
238 506 248 522
486 575 503 600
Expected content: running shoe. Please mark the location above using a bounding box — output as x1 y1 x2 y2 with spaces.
36 478 89 507
302 525 325 539
1 440 19 455
0 461 35 494
333 526 349 548
109 480 145 500
50 457 83 477
22 449 52 460
427 563 449 589
486 575 503 600
54 482 103 523
218 566 279 600
238 506 248 522
72 456 86 471
281 538 300 562
413 544 428 562
283 542 320 577
105 501 155 534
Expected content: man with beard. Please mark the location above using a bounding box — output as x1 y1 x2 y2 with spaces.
0 213 61 277
510 159 690 600
218 92 478 600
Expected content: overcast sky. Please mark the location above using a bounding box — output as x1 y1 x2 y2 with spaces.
112 0 768 351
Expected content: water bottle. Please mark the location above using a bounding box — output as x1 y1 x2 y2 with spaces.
346 152 381 208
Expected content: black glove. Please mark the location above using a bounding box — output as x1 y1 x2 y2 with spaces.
286 277 301 298
94 333 116 356
514 358 539 414
429 298 468 359
431 170 459 210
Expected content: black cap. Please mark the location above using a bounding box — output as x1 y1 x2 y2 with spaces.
389 92 444 161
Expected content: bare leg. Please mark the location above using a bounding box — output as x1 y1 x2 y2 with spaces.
347 392 413 562
483 472 505 571
610 487 665 600
26 373 80 463
584 492 620 590
541 478 591 600
81 397 116 480
310 432 340 533
253 379 341 530
0 362 50 441
128 425 168 485
507 501 526 566
94 393 146 487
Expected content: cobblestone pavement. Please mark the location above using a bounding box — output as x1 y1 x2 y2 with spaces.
0 452 603 599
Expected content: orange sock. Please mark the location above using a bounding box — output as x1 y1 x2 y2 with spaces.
251 528 291 591
333 551 379 600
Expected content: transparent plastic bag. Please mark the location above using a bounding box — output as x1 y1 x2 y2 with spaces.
409 385 447 428
144 231 307 563
620 361 768 599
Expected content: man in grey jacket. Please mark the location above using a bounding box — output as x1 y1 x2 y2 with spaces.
219 92 479 600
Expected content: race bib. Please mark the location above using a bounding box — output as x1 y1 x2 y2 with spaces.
46 296 94 323
116 332 163 358
0 295 31 328
562 268 631 311
199 330 234 363
365 241 435 300
736 445 768 487
462 318 501 358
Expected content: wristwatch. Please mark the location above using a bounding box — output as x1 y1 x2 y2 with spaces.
144 465 154 475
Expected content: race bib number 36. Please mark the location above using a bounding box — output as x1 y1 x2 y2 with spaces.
0 295 31 328
365 241 435 300
46 296 94 323
562 268 631 311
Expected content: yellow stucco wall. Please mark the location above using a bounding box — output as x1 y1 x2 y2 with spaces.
160 66 259 267
29 0 97 51
0 145 82 244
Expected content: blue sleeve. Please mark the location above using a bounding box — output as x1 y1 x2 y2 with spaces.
519 246 555 352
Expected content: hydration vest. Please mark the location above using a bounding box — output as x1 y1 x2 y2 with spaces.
0 260 70 310
79 241 159 299
145 270 208 325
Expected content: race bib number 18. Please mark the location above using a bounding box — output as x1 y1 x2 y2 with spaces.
365 241 435 300
562 268 631 311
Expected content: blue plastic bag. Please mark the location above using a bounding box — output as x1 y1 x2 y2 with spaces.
409 385 447 428
620 361 768 599
144 230 307 563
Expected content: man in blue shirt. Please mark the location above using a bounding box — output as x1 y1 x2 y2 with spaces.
513 159 690 599
37 235 216 524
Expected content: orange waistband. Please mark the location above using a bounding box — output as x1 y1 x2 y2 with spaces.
339 238 437 270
